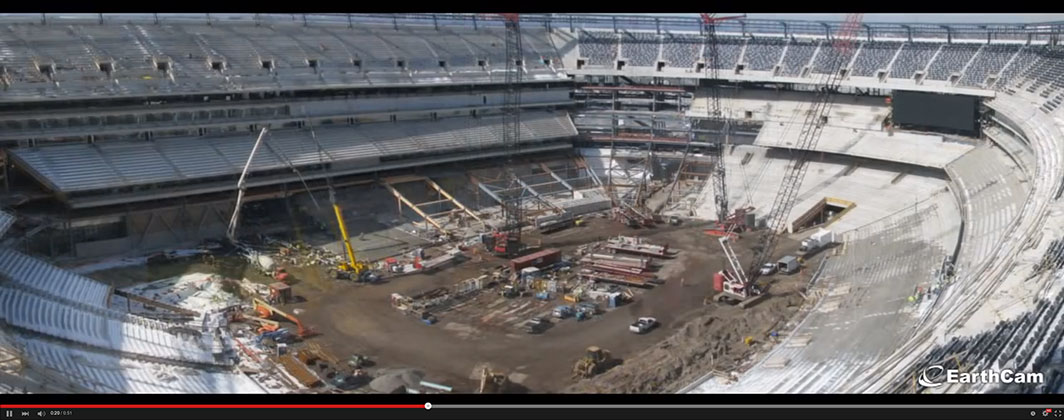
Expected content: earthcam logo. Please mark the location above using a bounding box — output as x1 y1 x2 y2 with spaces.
918 364 1044 388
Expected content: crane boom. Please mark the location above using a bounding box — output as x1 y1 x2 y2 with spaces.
226 127 269 243
498 13 524 256
690 14 745 223
747 14 863 280
331 188 366 274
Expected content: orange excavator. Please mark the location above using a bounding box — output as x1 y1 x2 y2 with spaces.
252 297 317 339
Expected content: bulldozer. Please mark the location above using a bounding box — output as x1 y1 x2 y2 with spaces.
478 366 511 393
572 346 612 379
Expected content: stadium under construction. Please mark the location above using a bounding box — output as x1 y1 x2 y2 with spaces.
0 13 1063 395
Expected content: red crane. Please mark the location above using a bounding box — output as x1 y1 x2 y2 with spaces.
745 13 864 283
694 13 745 225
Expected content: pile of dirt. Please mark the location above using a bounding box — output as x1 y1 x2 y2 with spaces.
565 291 805 394
369 368 425 393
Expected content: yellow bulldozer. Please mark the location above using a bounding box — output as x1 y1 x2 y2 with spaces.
572 346 612 379
478 366 511 394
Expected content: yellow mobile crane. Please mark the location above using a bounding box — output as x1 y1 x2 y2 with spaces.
329 188 377 281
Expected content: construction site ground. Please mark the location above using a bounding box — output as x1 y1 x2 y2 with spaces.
84 215 811 393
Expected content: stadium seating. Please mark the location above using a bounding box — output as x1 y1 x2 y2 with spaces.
0 248 112 308
661 33 701 69
959 44 1020 87
18 337 262 393
850 42 901 77
620 32 660 67
926 43 981 81
714 36 744 70
945 145 1029 277
889 42 940 79
578 31 619 67
0 285 221 366
811 42 857 75
742 38 787 71
780 39 818 77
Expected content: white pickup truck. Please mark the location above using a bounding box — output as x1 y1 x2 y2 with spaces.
629 317 658 334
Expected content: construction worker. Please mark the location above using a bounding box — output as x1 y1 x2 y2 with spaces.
680 277 686 287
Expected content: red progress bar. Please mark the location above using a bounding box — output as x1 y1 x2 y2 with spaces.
2 405 424 409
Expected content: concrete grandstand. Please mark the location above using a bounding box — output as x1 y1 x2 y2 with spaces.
0 13 1063 395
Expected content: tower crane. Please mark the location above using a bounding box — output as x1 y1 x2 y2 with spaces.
489 13 524 257
744 13 864 282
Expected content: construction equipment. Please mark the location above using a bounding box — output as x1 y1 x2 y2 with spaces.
478 366 511 393
252 297 316 339
700 13 745 224
747 13 863 281
717 206 756 233
572 346 612 379
226 127 269 243
497 13 524 257
329 188 374 281
668 14 746 220
709 236 765 308
798 229 837 256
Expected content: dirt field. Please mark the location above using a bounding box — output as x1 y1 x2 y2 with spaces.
288 217 810 392
85 216 812 393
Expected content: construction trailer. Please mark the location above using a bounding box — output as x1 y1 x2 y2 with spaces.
777 256 800 274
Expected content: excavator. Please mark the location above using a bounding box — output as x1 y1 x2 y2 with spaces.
252 297 317 339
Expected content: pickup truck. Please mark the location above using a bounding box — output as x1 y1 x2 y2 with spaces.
629 317 658 334
759 262 777 276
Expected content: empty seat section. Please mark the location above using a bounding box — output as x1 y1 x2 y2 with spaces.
661 33 701 69
0 248 111 307
780 40 818 77
714 36 744 70
620 32 659 67
579 31 619 67
851 42 901 77
927 43 980 80
889 42 938 79
743 38 786 71
959 44 1019 87
811 42 856 74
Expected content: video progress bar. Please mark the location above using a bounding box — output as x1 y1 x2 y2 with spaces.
2 404 1061 420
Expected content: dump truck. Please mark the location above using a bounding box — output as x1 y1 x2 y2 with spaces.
798 229 837 256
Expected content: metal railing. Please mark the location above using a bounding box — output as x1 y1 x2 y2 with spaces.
0 13 1058 41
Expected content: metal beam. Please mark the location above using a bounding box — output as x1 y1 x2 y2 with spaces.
423 178 484 223
539 163 574 192
516 177 563 212
469 174 505 204
381 182 448 233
